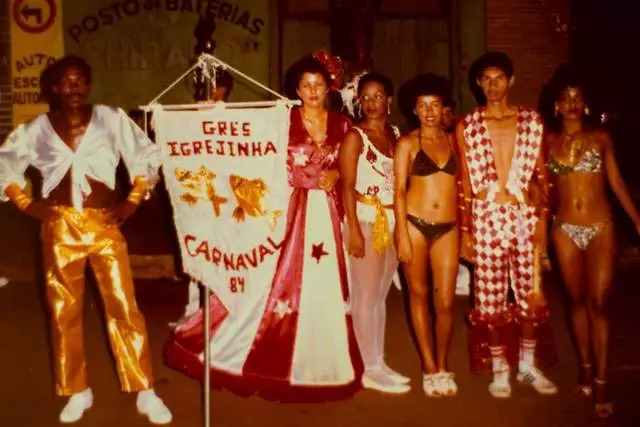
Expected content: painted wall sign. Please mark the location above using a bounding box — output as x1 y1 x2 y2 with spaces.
66 0 265 43
62 0 270 109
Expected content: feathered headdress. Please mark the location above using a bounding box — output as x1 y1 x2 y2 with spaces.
339 71 368 119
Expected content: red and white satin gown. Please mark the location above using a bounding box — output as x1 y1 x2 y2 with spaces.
165 108 363 402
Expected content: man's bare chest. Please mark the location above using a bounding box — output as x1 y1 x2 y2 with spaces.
487 124 517 170
53 124 89 151
47 108 94 151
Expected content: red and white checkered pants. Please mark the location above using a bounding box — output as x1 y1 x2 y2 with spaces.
471 200 537 322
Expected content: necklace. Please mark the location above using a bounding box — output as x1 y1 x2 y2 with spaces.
561 133 584 165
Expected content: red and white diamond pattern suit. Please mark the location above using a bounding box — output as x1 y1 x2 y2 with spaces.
472 200 537 319
462 107 544 322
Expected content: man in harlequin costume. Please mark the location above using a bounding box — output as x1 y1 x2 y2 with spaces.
0 55 172 424
455 52 557 398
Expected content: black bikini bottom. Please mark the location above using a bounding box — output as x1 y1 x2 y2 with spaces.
406 214 457 245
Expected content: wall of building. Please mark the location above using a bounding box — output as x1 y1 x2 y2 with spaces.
0 1 11 140
454 0 487 114
279 0 451 128
485 0 570 107
281 17 450 128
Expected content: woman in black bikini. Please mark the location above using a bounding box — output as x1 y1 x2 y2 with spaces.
394 73 458 396
543 65 640 418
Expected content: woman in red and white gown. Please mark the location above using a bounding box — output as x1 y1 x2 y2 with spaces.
165 56 363 402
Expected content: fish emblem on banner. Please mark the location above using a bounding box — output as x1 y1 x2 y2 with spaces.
175 166 228 216
229 174 283 231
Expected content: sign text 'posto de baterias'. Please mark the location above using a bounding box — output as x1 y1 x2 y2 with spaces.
66 0 265 43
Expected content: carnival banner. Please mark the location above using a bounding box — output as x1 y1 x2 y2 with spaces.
10 0 65 127
153 103 291 370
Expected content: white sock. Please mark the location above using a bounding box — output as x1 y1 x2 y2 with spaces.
519 338 536 371
489 346 508 384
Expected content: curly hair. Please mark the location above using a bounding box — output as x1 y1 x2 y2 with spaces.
39 55 91 109
539 63 596 131
472 52 514 81
39 62 59 108
50 55 92 85
283 55 333 100
467 52 514 106
357 72 394 97
546 64 591 104
398 73 452 128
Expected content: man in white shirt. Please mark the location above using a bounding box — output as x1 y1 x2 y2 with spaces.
0 55 172 424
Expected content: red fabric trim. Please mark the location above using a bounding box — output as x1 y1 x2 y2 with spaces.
165 335 361 403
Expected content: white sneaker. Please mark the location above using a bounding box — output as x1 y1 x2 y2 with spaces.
488 363 511 399
362 369 411 394
59 388 93 423
517 365 558 395
437 371 458 396
137 389 172 424
488 379 512 399
422 373 441 397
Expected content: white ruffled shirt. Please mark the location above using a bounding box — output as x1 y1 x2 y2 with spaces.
0 105 160 210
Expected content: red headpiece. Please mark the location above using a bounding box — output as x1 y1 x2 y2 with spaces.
312 49 342 90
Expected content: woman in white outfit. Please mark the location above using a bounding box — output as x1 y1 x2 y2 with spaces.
339 73 410 393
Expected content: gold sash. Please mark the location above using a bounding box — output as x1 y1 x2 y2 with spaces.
356 192 393 254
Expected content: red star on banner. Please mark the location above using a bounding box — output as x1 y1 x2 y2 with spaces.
311 242 328 263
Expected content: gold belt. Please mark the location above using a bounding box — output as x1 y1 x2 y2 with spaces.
356 192 393 254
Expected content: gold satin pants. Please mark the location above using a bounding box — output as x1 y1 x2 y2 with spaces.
41 206 154 396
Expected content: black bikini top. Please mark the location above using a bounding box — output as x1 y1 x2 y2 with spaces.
410 132 457 176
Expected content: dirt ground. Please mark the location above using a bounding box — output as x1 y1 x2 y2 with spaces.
1 205 639 427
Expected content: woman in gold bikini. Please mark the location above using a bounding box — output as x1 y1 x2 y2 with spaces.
544 65 640 418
